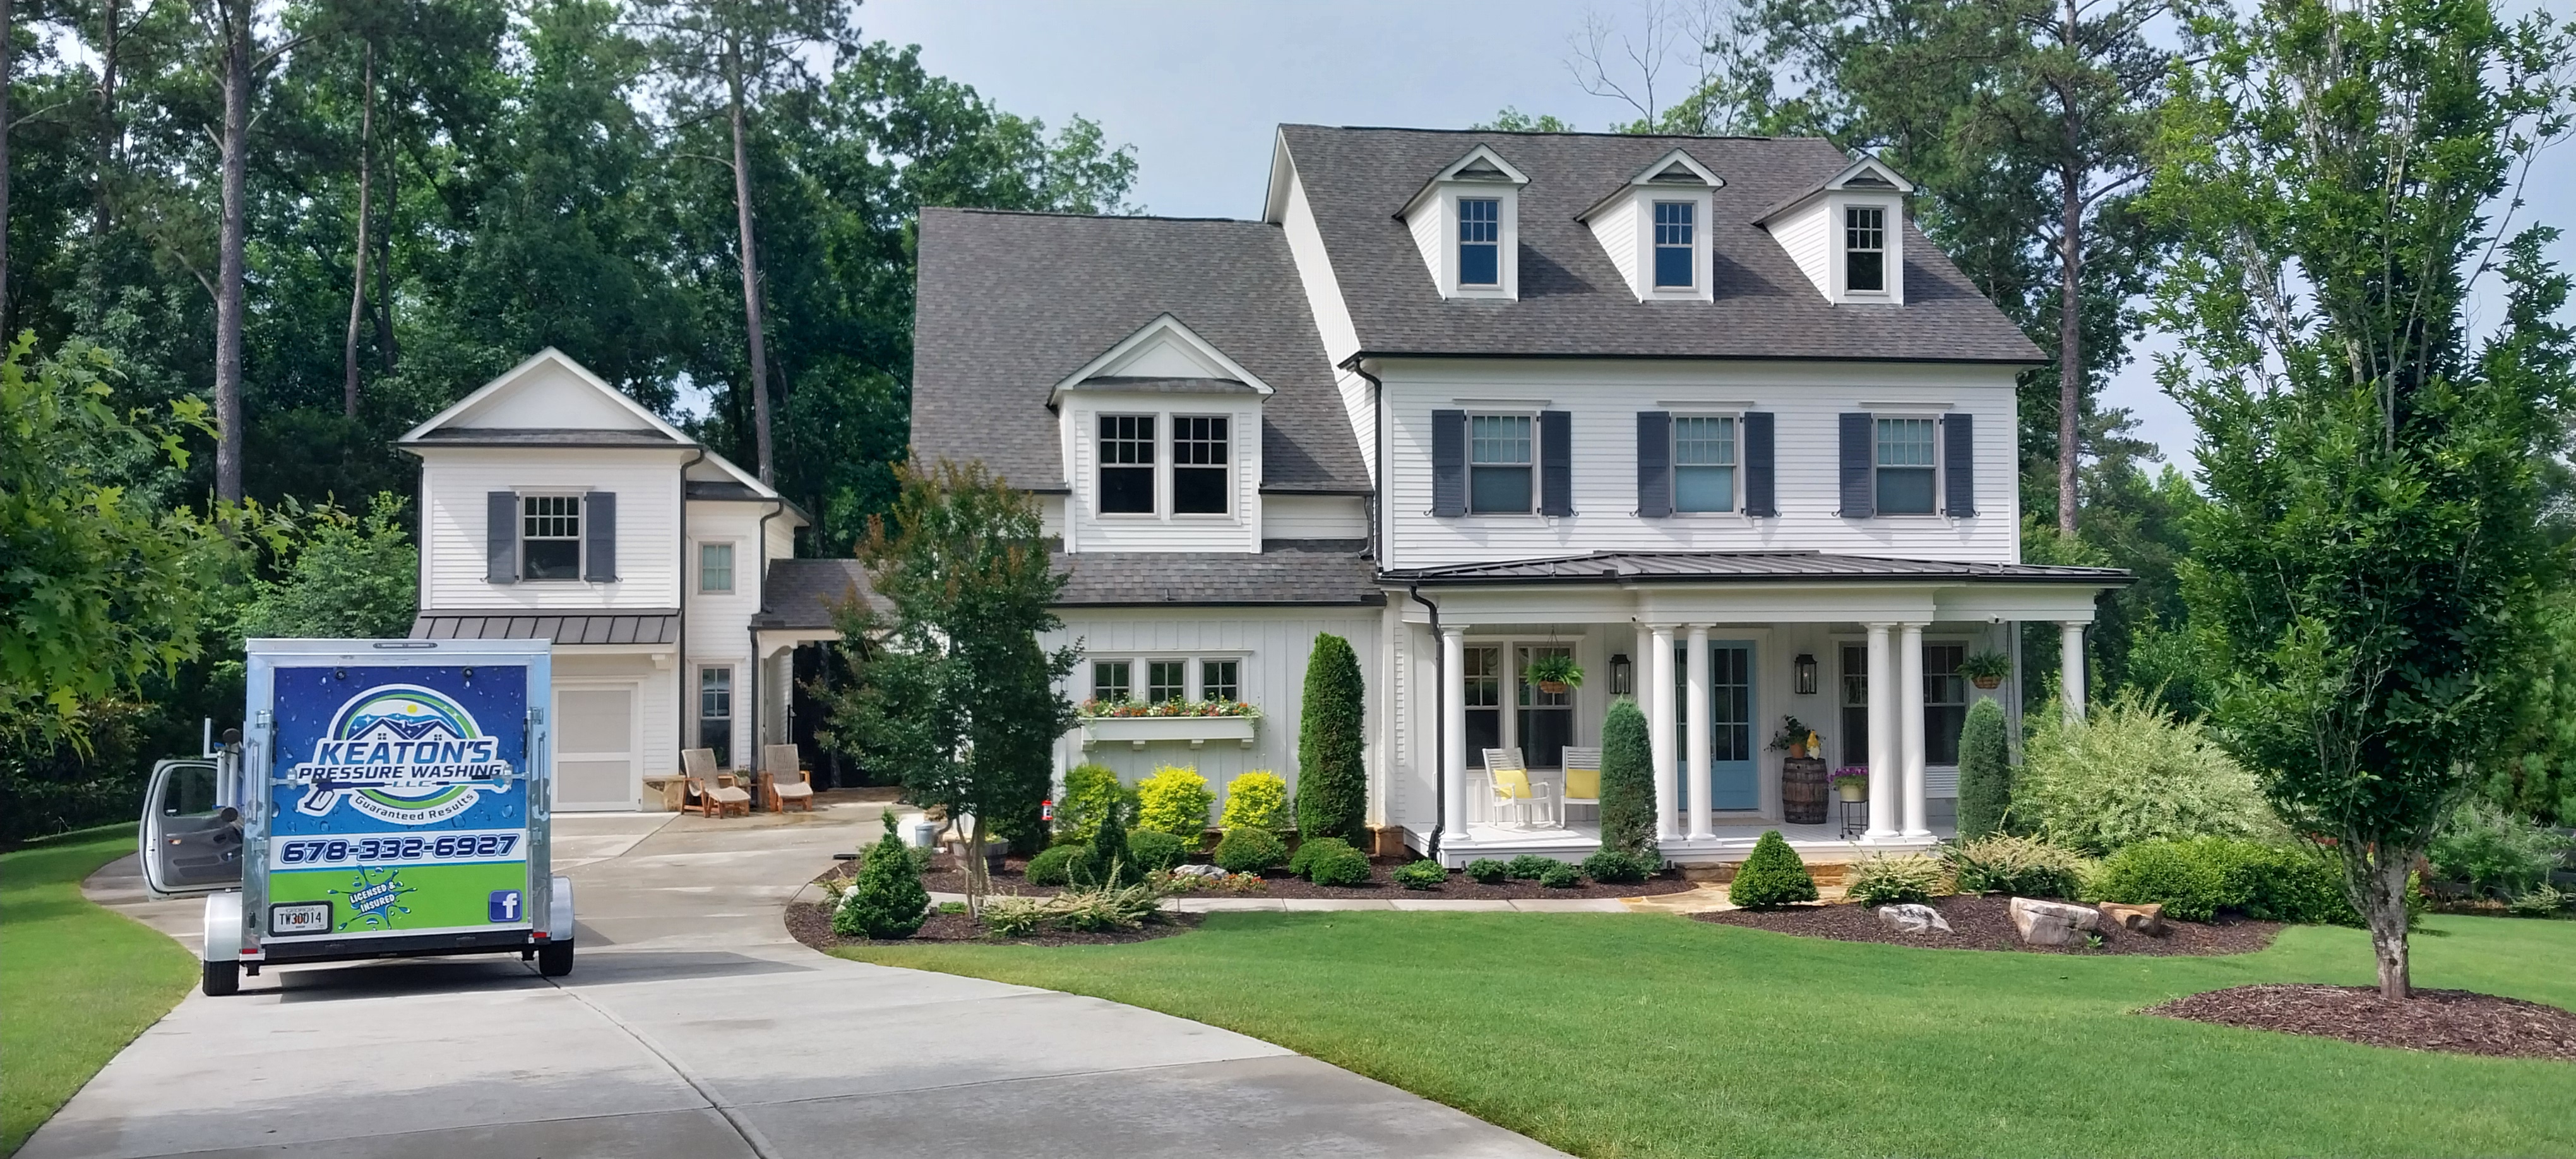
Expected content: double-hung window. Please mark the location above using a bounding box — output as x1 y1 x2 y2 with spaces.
1467 414 1534 514
1846 205 1888 293
698 666 734 766
1672 416 1736 513
1200 659 1240 702
699 542 734 593
521 495 581 580
1092 660 1133 703
1923 644 1967 765
1875 417 1937 514
1462 646 1502 764
1146 660 1188 704
1098 415 1156 514
1839 643 1870 768
1172 416 1229 514
1458 198 1501 287
1653 201 1695 288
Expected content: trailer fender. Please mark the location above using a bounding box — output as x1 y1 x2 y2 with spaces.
202 891 244 963
549 876 576 942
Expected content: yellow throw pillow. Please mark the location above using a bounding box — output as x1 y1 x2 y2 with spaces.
1563 768 1600 799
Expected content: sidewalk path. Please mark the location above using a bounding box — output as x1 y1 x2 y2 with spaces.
35 803 1566 1159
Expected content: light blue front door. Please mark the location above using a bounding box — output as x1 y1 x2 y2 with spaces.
1708 641 1757 809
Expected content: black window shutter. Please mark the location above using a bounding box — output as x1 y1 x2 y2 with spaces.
583 491 619 582
1431 409 1466 517
1539 410 1573 516
1839 413 1875 518
1743 412 1777 517
1635 411 1671 517
487 492 518 583
1942 412 1975 516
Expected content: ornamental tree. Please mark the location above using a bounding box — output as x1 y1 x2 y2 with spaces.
2150 0 2575 998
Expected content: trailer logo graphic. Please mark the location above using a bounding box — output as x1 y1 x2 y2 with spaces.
326 865 419 930
290 684 517 824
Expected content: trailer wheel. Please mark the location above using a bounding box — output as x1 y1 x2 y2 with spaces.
537 942 573 977
202 960 240 997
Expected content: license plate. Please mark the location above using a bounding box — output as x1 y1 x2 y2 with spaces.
270 902 330 934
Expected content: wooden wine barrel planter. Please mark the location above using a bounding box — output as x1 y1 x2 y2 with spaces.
1781 758 1829 824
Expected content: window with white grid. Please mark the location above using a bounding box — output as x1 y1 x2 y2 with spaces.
1672 416 1736 513
521 495 581 580
1172 415 1228 514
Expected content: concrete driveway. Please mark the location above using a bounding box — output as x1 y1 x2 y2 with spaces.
31 801 1565 1159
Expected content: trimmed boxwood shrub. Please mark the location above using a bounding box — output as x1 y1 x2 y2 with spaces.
2087 836 2358 924
1135 766 1215 839
1953 698 2011 840
1296 634 1369 841
1024 843 1083 887
1465 858 1510 884
1392 860 1447 889
1213 826 1289 874
1596 699 1658 857
1505 853 1559 880
1124 828 1189 874
1580 848 1656 884
1537 861 1583 888
1727 830 1818 910
1288 836 1358 879
1305 842 1374 886
1219 770 1291 831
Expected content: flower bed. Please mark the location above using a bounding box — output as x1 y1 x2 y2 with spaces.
826 852 1704 901
1694 894 2283 956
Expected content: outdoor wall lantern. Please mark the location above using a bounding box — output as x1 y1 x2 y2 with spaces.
1608 653 1632 696
1793 653 1820 696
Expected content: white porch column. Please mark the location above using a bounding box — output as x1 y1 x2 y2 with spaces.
1685 624 1714 839
1649 624 1679 840
1440 625 1469 843
1864 622 1897 840
2060 621 2088 722
1899 622 1930 838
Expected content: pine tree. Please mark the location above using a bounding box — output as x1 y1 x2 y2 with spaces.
1597 699 1657 857
1953 699 2011 840
1296 633 1368 841
835 812 930 939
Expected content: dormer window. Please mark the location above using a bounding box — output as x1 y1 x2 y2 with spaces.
1846 206 1888 294
1099 415 1155 514
1172 416 1229 514
1653 202 1696 288
1458 198 1501 287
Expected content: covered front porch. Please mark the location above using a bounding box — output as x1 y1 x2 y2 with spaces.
1384 551 2125 867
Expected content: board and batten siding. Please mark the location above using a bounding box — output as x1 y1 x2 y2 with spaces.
417 448 684 609
1376 359 2021 571
1044 609 1380 820
1057 393 1263 554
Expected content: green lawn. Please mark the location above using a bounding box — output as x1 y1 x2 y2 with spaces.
839 912 2576 1158
2 825 195 1156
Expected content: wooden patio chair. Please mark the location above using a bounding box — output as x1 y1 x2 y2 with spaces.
1559 746 1602 821
760 744 813 813
682 747 749 818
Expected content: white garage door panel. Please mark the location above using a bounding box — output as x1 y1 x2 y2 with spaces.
556 687 637 811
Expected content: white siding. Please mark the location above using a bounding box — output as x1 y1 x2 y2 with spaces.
1059 392 1263 554
1045 609 1381 819
553 652 677 787
1378 359 2020 571
417 448 686 610
1587 196 1640 298
1771 201 1831 299
686 501 770 770
1280 174 1378 484
1260 494 1368 540
1404 197 1446 290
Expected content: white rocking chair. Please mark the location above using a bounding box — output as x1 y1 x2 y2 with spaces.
1559 746 1601 823
1481 747 1556 829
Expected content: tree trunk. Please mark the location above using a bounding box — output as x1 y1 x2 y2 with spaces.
214 0 251 504
342 40 374 417
375 172 394 372
2053 0 2083 540
725 39 774 486
95 0 119 237
2 0 13 331
2364 848 2413 999
963 815 989 918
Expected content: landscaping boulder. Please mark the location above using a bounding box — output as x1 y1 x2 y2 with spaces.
2008 896 2102 946
2097 901 2166 936
1169 864 1230 879
1875 903 1953 935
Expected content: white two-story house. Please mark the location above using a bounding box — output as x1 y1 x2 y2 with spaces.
918 125 2128 865
396 350 863 810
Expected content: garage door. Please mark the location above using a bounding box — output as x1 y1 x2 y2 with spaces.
555 686 638 811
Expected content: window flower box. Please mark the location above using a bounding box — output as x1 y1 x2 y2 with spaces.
1078 699 1260 750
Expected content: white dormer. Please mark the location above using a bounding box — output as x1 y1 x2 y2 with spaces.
1051 314 1270 554
1758 154 1914 306
1578 148 1724 302
1397 145 1529 300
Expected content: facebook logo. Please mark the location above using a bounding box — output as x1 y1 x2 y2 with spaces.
488 890 523 923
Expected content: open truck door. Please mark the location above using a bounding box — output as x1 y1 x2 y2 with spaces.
140 758 244 896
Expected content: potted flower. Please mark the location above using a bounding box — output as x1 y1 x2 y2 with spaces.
1959 651 2011 690
1527 652 1583 695
1831 768 1869 802
1767 715 1816 759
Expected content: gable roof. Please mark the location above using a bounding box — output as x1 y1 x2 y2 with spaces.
399 347 784 502
910 208 1370 494
1270 126 2042 364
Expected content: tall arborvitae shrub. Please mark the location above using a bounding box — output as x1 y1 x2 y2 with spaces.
1296 633 1368 841
1597 699 1657 857
1953 699 2012 840
1080 800 1140 887
1727 830 1818 910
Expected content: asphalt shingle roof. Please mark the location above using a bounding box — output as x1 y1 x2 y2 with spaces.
755 559 881 629
1274 125 2046 364
1386 551 2128 586
1052 542 1382 605
911 208 1370 495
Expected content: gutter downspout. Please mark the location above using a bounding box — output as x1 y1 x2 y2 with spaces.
748 497 785 796
678 446 705 775
1407 581 1442 861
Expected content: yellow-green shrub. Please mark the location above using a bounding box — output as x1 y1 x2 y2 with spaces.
1135 766 1214 838
1219 770 1290 831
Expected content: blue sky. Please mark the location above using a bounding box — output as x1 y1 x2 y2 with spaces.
860 0 2575 477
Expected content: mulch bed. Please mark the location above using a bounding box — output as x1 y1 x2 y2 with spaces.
784 899 1203 949
1693 894 2284 956
842 856 1703 901
2148 985 2576 1062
